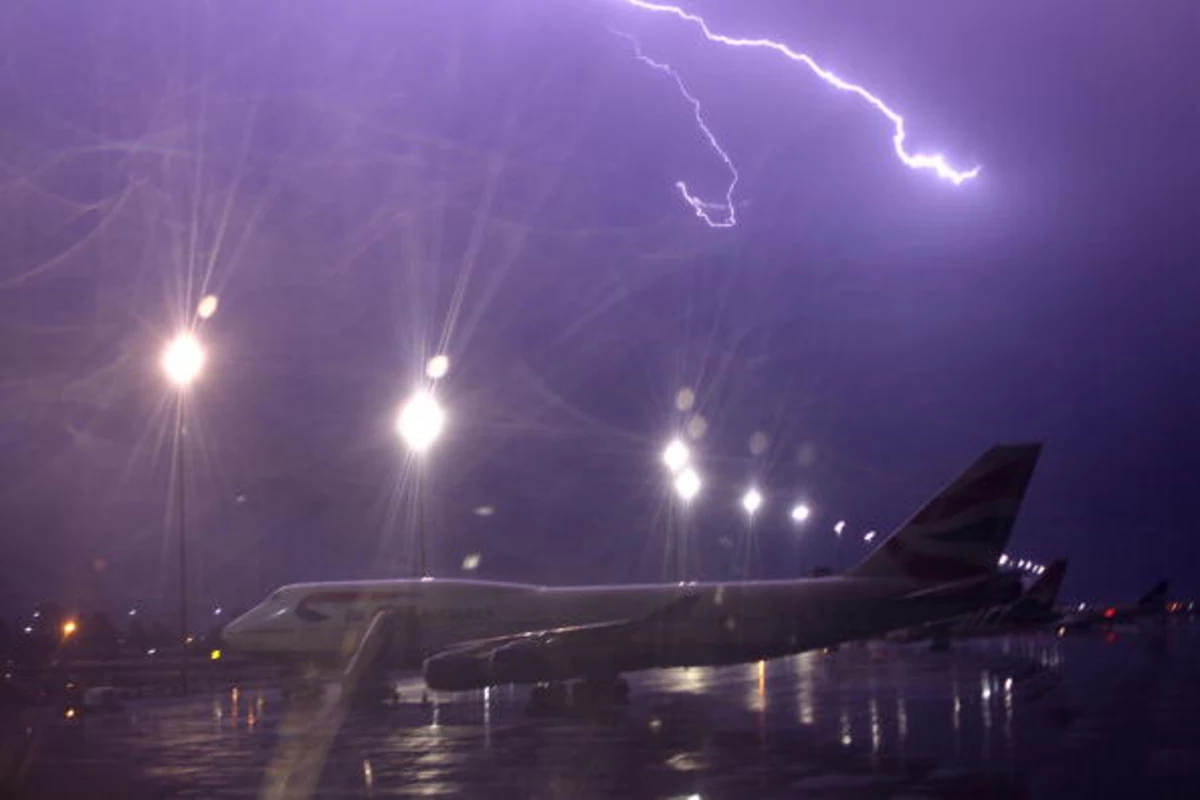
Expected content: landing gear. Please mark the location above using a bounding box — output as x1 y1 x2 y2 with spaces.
527 682 570 714
526 677 630 715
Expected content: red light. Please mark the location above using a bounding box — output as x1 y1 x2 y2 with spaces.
1104 607 1117 619
1105 631 1118 645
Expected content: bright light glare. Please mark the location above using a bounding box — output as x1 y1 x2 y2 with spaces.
196 295 219 320
741 487 763 516
863 530 877 543
834 520 846 536
462 552 481 571
161 333 205 387
998 554 1009 566
425 354 450 380
61 620 78 638
674 467 701 502
662 439 690 473
790 503 811 523
128 608 137 616
22 626 32 634
396 391 445 453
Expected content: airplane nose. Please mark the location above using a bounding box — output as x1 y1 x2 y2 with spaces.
220 614 250 650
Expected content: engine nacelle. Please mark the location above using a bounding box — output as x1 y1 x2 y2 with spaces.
424 638 584 691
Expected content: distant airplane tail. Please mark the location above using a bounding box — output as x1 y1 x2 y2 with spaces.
1137 580 1169 609
1024 558 1069 608
850 444 1042 583
1000 557 1068 624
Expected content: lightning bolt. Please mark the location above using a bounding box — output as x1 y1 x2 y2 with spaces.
614 31 738 228
616 0 980 223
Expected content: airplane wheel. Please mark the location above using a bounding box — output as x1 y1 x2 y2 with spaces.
528 683 569 714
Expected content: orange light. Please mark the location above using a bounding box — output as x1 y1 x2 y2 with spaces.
61 620 78 638
64 708 76 719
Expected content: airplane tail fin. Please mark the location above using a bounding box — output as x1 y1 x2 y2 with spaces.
850 444 1042 583
1137 580 1169 609
1024 558 1069 608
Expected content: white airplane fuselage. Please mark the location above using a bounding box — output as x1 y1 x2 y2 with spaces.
223 574 1002 678
223 444 1043 688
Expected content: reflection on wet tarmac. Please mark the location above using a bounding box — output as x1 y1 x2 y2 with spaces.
21 626 1200 798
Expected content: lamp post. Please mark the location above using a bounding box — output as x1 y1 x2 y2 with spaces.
396 389 445 578
789 502 811 575
833 520 846 573
672 466 701 582
740 487 763 578
161 331 204 695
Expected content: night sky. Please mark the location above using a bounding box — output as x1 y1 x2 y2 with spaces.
1 0 1197 620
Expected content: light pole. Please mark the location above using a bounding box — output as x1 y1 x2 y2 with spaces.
672 466 701 582
740 487 763 578
789 502 811 575
161 331 204 695
833 520 846 573
396 389 445 578
661 438 692 582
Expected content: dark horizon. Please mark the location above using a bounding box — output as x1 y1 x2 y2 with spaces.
2 1 1198 619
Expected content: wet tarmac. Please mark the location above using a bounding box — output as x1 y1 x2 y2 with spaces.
18 622 1200 798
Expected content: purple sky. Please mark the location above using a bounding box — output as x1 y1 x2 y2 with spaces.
1 0 1197 618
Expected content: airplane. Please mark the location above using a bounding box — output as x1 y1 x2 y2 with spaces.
223 443 1041 706
1059 579 1170 631
889 557 1069 647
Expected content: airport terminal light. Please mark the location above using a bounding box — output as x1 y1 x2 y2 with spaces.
790 503 811 523
674 466 702 503
397 390 445 454
741 487 763 517
161 330 206 696
662 438 690 473
161 332 205 387
397 389 445 579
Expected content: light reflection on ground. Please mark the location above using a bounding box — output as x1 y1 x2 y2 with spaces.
20 624 1200 798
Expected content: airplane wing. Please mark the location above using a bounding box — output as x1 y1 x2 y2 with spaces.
423 593 701 691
